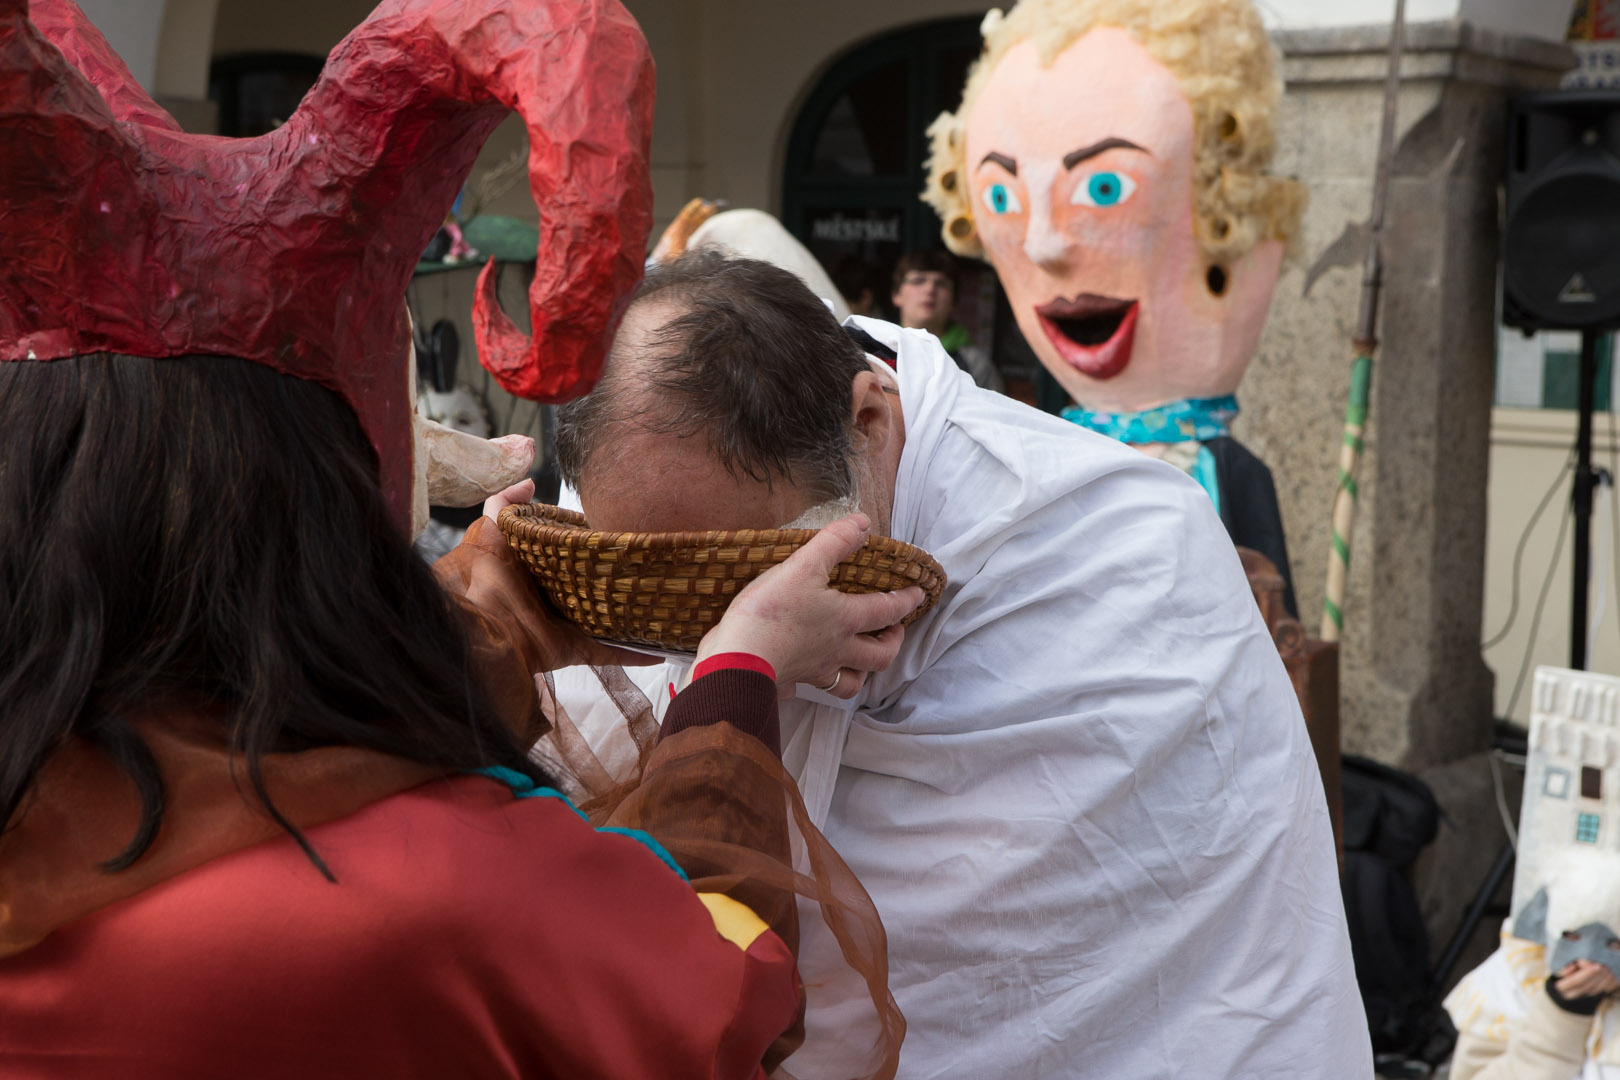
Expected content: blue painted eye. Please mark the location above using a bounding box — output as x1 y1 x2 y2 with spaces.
1070 171 1136 208
981 182 1023 215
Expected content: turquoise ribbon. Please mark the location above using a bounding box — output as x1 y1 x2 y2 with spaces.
1061 395 1233 513
471 765 689 881
1061 394 1239 445
1190 444 1221 517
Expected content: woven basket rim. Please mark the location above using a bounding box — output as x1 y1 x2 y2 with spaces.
495 501 947 652
498 502 935 563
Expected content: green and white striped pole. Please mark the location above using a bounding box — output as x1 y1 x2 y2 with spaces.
1323 350 1372 641
1321 0 1405 644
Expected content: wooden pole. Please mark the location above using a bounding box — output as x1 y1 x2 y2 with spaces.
1321 0 1407 643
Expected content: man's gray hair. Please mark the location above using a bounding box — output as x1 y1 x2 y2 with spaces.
556 250 873 505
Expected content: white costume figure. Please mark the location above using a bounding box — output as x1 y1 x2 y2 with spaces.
1445 847 1620 1080
558 313 1370 1078
684 208 853 322
1445 668 1620 1080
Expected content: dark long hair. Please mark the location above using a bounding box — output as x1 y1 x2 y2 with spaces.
0 354 552 875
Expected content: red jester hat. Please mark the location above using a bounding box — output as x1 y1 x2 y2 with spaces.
0 0 655 526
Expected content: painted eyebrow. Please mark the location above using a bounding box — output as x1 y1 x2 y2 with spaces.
1062 138 1148 170
977 151 1018 176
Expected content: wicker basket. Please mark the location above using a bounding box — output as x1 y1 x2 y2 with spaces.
497 503 946 652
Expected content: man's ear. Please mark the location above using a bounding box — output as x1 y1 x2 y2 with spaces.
850 369 895 454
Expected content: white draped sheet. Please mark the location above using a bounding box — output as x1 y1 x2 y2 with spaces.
555 317 1371 1079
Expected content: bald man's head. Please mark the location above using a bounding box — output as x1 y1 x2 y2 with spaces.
555 251 877 531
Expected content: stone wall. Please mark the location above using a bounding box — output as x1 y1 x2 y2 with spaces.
1252 22 1572 770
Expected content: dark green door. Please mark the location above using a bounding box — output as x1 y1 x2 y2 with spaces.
781 18 1046 398
781 18 982 305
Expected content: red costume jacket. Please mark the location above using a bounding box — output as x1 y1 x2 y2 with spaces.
0 771 796 1078
0 522 803 1077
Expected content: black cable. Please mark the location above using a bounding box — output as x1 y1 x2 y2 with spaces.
1609 399 1619 648
1504 492 1573 720
1483 454 1577 650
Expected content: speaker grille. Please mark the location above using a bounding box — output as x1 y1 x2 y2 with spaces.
1505 173 1620 328
1503 91 1620 332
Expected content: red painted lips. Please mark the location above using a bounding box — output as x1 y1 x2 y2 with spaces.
1036 294 1139 380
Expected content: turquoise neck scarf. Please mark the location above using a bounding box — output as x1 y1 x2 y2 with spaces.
1061 394 1239 445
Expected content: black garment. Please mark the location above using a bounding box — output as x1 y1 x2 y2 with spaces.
1204 435 1297 618
845 324 896 363
1338 756 1449 1059
1545 975 1608 1017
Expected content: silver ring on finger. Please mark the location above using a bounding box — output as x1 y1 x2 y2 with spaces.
817 670 842 693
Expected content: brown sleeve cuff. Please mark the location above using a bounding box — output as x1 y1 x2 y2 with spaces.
662 669 781 757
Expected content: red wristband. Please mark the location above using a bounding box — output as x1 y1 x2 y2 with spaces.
691 652 776 683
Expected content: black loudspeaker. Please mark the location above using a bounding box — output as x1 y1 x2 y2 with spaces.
1503 92 1620 672
1504 91 1620 332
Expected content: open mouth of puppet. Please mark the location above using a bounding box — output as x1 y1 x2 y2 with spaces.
1036 295 1139 380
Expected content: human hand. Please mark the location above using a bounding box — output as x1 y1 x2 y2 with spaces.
694 514 924 700
483 477 536 521
1555 959 1620 1000
437 481 655 671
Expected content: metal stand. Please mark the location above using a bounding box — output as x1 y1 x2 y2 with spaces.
1430 841 1516 998
1571 331 1599 671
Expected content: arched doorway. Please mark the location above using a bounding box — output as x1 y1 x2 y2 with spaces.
781 17 978 290
781 18 1046 402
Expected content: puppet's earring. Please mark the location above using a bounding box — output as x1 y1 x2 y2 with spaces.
1206 264 1229 297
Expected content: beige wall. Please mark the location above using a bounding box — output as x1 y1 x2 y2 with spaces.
1484 408 1620 721
152 0 216 97
145 0 984 231
77 0 166 87
192 0 994 231
196 0 989 228
624 0 706 230
622 0 990 232
209 0 368 56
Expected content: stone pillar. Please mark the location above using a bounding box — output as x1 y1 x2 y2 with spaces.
1251 22 1572 771
1250 22 1573 986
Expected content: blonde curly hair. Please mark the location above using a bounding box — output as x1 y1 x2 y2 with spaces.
923 0 1304 266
